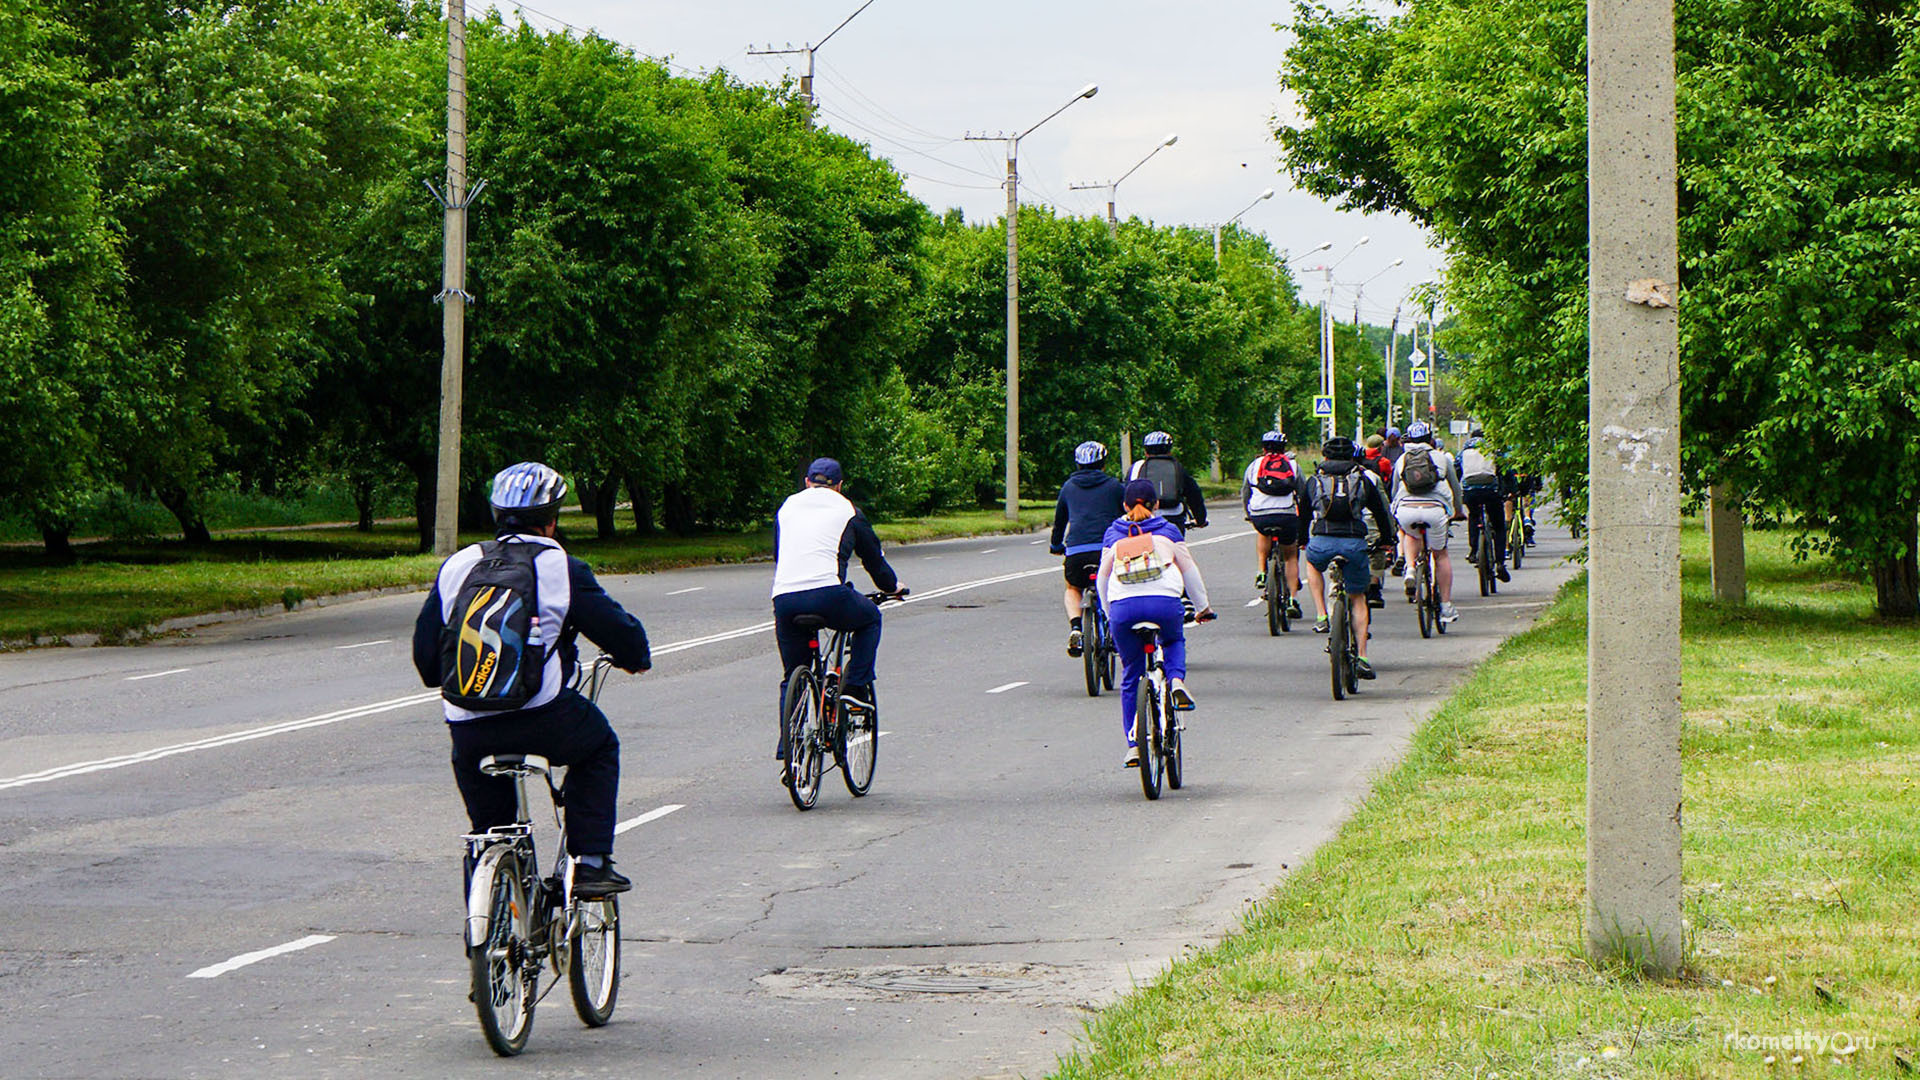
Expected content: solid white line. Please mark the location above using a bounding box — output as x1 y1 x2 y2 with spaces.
5 562 1068 793
1471 600 1551 610
187 934 335 979
665 587 705 596
986 681 1029 694
125 668 189 682
0 691 440 792
613 803 685 835
332 639 391 651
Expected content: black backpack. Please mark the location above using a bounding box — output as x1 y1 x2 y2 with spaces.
1399 445 1441 494
439 540 547 711
1138 456 1184 516
1314 464 1367 524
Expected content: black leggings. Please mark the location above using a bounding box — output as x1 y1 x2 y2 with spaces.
1464 488 1507 564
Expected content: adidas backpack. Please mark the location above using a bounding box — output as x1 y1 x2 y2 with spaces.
439 540 547 711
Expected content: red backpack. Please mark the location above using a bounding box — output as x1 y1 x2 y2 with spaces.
1253 453 1296 496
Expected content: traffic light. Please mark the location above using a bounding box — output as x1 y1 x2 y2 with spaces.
1390 403 1405 425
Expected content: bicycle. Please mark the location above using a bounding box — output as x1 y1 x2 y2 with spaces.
1325 556 1361 700
1131 617 1206 800
779 590 908 810
463 654 622 1057
1408 522 1447 639
1259 532 1294 635
1507 491 1532 569
1470 500 1500 596
1081 569 1116 697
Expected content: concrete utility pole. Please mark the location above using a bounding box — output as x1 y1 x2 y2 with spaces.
747 0 879 116
1587 0 1683 973
966 83 1098 520
1212 187 1274 264
431 0 472 558
1707 483 1747 602
1069 133 1178 240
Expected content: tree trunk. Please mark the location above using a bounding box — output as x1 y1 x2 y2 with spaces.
353 476 376 532
589 471 619 539
662 481 697 537
158 486 212 544
624 472 654 535
40 522 74 560
412 464 435 552
1872 512 1919 619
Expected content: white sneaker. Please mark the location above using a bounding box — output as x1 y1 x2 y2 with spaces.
1440 602 1460 623
1169 679 1196 711
1123 745 1140 768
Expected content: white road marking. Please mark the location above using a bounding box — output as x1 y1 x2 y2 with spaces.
332 639 391 651
986 681 1029 694
613 803 685 835
1028 539 1044 545
187 934 335 979
124 668 189 682
665 587 705 596
1187 529 1254 547
0 691 439 792
1245 598 1263 607
979 548 999 554
1470 600 1551 610
5 562 1066 792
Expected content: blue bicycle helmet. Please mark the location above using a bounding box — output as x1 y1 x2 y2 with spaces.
489 461 569 525
1261 430 1287 452
1406 421 1434 443
1074 440 1107 466
1143 430 1173 450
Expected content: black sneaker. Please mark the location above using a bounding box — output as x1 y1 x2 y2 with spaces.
1067 627 1084 657
1354 658 1376 680
573 861 632 898
840 685 877 716
1286 597 1303 619
1496 563 1511 582
1366 583 1385 609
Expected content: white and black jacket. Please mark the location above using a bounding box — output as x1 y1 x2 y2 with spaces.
770 486 900 598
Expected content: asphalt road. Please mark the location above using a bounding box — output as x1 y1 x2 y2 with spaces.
0 521 1579 1079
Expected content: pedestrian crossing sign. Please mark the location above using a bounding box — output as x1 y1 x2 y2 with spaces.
1313 395 1334 418
1410 368 1430 388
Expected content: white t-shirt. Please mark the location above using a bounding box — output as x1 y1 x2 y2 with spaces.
1391 447 1462 515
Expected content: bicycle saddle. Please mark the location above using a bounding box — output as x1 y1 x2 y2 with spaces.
478 754 551 777
1129 620 1163 632
790 614 831 630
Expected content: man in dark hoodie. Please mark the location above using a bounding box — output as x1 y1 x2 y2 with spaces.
1049 440 1125 657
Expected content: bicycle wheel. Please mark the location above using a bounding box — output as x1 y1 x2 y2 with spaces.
471 856 535 1056
568 896 620 1027
1083 611 1102 697
1477 521 1496 596
1416 556 1433 639
1344 624 1361 695
1328 594 1349 701
1264 549 1282 637
1099 616 1117 690
1164 692 1184 790
780 668 823 811
1508 510 1525 569
836 694 878 796
1137 676 1163 800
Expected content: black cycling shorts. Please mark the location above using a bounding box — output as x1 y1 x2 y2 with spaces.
1248 512 1301 545
1063 550 1102 588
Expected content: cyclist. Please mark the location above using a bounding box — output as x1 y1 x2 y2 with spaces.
1301 437 1395 678
1458 429 1511 582
1127 430 1209 535
1363 433 1394 486
1097 479 1215 767
1390 422 1466 623
1382 426 1405 467
412 461 652 900
1357 439 1392 610
771 458 905 773
1241 430 1303 619
1050 440 1125 657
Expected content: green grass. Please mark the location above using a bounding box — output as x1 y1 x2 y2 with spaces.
0 506 1051 643
1054 523 1920 1078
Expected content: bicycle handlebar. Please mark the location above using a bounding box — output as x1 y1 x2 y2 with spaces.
868 588 910 605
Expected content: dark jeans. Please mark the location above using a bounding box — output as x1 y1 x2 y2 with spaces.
774 585 883 756
449 689 619 856
1464 487 1508 565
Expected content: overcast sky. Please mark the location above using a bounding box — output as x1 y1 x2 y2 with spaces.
486 0 1441 325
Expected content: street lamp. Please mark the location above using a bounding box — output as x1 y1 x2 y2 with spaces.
746 0 880 115
1069 132 1178 239
1348 256 1404 325
966 82 1100 519
1312 237 1368 438
1214 188 1275 263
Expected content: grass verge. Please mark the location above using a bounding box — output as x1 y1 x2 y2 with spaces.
1054 522 1919 1078
0 506 1051 643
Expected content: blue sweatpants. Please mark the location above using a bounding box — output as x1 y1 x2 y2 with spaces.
1109 594 1188 746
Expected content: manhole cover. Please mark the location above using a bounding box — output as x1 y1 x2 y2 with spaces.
854 974 1043 994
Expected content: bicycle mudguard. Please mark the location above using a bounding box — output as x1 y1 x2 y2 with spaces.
466 846 516 950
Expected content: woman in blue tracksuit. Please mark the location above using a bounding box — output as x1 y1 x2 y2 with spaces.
1096 479 1215 767
1048 440 1125 658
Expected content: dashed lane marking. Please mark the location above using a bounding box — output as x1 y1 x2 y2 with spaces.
666 587 705 596
986 681 1029 694
979 549 999 554
333 639 391 650
124 668 189 682
187 934 335 979
614 804 685 835
1245 598 1263 607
